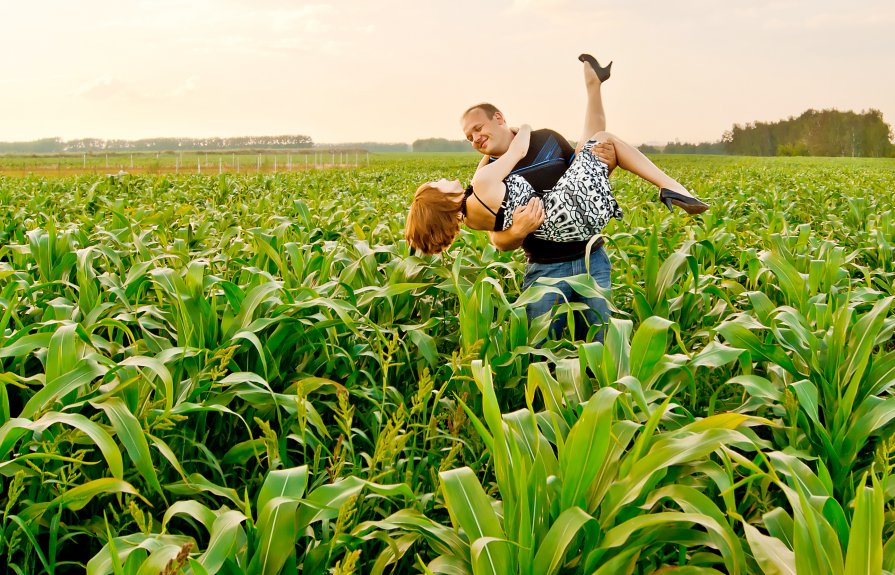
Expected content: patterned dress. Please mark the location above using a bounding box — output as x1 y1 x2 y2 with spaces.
497 140 623 242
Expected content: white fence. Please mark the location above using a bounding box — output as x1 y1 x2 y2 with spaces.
3 151 372 175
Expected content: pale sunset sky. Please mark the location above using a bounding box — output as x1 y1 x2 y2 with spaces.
2 0 893 146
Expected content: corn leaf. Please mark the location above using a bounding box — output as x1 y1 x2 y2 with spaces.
91 397 163 497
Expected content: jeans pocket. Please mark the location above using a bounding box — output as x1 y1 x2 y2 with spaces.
523 263 545 290
589 248 612 288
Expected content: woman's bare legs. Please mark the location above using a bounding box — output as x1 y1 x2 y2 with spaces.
576 62 606 156
589 131 696 198
573 60 706 210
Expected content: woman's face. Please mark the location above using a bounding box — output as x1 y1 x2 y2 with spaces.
429 178 464 195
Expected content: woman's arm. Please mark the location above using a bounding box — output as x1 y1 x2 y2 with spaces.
469 125 531 204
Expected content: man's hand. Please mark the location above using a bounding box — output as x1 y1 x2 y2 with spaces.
512 196 544 235
488 197 544 251
592 140 618 174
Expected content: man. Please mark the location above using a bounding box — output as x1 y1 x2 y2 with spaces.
461 56 617 341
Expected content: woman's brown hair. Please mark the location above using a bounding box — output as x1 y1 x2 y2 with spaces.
405 183 464 255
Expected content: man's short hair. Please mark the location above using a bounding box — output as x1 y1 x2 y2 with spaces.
462 103 502 120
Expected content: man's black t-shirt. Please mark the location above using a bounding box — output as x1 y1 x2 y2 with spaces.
500 128 594 263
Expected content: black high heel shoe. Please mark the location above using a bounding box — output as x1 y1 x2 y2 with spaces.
659 188 709 215
578 54 612 83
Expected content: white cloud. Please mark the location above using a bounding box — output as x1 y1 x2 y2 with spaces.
74 76 127 99
511 0 572 8
170 76 199 98
269 5 335 34
73 74 203 102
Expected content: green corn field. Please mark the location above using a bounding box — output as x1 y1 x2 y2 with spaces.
1 153 894 574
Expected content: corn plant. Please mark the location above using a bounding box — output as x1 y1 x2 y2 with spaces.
2 156 895 572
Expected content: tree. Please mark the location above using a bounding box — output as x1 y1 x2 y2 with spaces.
722 109 893 157
411 138 470 152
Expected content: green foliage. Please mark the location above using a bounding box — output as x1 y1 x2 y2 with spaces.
411 138 471 153
723 108 894 157
1 154 894 572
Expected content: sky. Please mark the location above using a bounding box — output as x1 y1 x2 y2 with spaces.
2 0 894 146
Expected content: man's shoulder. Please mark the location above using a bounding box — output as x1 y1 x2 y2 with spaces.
532 127 563 137
532 128 570 143
514 128 574 171
529 129 574 157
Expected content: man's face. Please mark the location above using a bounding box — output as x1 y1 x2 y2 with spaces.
462 108 513 157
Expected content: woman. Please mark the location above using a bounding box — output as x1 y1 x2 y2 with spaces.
406 57 707 256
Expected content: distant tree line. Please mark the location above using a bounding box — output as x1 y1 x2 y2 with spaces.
318 142 410 153
0 135 314 154
636 141 744 155
722 109 892 157
412 138 471 152
638 109 894 157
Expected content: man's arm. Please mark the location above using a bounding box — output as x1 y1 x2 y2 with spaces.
488 197 544 251
592 140 618 174
470 125 531 197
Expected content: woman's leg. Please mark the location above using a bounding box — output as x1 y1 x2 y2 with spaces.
588 131 695 197
575 62 606 156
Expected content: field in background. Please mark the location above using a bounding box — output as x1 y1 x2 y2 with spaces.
0 150 483 177
1 155 895 573
2 149 891 176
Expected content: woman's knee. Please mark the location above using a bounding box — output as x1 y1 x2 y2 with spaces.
589 130 617 144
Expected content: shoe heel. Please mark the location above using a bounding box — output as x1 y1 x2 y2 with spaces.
659 187 708 215
578 54 611 83
662 197 673 212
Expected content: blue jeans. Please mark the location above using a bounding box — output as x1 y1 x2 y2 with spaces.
522 246 612 342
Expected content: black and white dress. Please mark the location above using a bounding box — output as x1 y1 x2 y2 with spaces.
495 140 623 242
